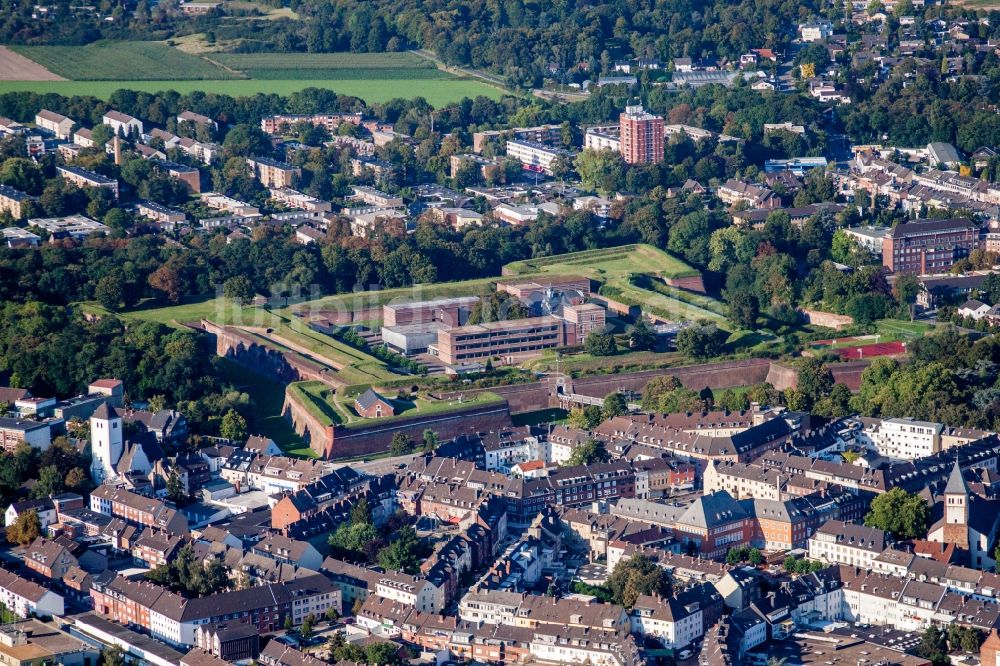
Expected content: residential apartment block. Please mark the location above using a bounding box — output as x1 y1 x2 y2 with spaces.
505 140 574 175
351 185 403 207
34 109 74 139
620 104 664 164
259 112 363 135
807 520 887 568
90 486 189 534
0 185 33 220
102 110 143 137
0 569 64 618
56 166 119 198
854 416 944 460
246 157 301 188
270 188 332 212
90 573 338 647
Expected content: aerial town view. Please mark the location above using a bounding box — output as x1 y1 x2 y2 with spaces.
7 1 1000 666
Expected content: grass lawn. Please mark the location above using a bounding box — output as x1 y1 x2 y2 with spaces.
505 244 727 327
80 296 257 329
283 276 503 319
287 381 505 428
504 244 699 281
82 296 405 384
0 78 504 106
212 52 450 80
217 359 316 457
10 41 238 80
288 381 346 426
286 244 710 324
512 408 569 426
525 348 684 374
876 319 936 339
224 0 301 18
612 279 729 328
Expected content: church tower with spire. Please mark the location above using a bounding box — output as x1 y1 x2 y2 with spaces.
943 459 970 549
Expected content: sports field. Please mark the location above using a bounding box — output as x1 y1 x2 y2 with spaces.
0 44 506 105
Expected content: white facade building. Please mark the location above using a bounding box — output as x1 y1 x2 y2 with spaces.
856 417 943 460
90 403 123 483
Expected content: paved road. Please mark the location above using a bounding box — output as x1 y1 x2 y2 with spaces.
337 452 423 477
776 43 802 92
827 133 853 168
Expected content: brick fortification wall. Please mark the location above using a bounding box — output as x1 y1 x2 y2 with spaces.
322 402 513 459
767 359 871 391
569 359 773 399
197 320 337 386
282 390 334 454
666 275 707 294
440 358 875 415
438 382 553 414
798 308 855 331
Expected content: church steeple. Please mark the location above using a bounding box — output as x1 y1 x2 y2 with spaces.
944 459 969 527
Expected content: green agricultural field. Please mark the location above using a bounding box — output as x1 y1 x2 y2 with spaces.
3 45 507 105
10 41 238 80
212 52 451 80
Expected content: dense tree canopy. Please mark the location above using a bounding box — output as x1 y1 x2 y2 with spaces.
864 487 930 540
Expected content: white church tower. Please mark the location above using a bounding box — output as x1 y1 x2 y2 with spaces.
90 402 123 483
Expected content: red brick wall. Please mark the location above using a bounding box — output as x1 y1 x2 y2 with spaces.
326 402 513 459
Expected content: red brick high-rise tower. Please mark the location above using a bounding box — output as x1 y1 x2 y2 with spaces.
619 104 664 164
